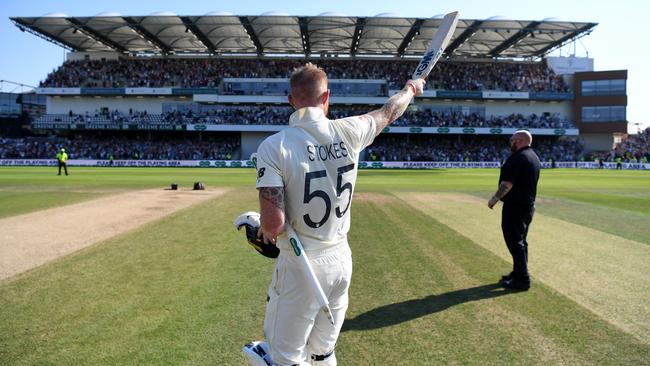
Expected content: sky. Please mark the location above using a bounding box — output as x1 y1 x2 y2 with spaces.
0 0 647 132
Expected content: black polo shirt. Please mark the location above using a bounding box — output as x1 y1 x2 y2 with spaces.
499 146 541 205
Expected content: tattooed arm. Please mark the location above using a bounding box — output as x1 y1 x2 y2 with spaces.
258 186 286 244
488 181 513 209
367 79 425 136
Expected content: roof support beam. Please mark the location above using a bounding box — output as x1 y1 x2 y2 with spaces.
123 16 171 54
10 15 599 59
533 23 597 57
397 19 424 56
298 17 311 56
350 18 366 55
11 18 76 51
239 16 264 55
445 20 483 55
180 16 217 54
489 21 541 57
67 18 128 53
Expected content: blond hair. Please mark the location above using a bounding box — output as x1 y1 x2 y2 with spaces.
290 63 328 102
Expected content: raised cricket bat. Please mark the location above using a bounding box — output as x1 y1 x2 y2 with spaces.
285 224 335 326
412 11 460 80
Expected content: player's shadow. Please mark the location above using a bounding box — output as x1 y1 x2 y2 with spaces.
342 283 510 332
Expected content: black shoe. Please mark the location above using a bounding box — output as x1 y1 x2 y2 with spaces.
500 278 530 291
501 272 514 282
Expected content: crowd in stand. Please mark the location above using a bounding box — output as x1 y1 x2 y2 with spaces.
366 136 584 162
590 127 650 162
614 127 650 161
40 58 568 93
332 107 572 128
9 126 649 163
366 136 510 162
0 135 239 160
1 134 585 162
58 109 155 123
381 110 572 129
534 138 585 162
162 107 293 126
38 107 573 129
420 61 567 92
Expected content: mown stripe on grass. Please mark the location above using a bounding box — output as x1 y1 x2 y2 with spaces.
400 192 650 344
342 193 649 365
545 191 650 215
534 195 650 245
536 169 650 214
345 195 576 365
0 188 272 365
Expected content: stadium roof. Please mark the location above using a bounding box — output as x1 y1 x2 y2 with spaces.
10 13 597 59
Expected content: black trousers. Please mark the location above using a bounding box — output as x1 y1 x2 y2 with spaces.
501 202 535 283
58 162 68 175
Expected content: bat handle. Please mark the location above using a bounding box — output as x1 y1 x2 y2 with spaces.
406 81 417 95
286 225 335 325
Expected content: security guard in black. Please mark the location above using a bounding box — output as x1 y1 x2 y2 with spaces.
488 131 540 290
499 146 540 206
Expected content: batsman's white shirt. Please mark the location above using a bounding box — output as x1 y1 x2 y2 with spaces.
255 106 376 365
256 106 377 252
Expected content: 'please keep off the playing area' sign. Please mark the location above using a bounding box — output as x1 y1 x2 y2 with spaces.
2 160 649 170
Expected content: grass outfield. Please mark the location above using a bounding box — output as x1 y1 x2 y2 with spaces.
0 167 649 365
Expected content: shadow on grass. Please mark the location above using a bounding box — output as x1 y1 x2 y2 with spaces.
342 283 511 331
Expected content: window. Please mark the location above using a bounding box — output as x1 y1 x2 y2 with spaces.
581 80 596 96
581 79 626 96
610 106 626 121
582 106 626 122
0 93 21 116
609 79 626 95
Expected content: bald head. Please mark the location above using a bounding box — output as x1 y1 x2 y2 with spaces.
510 130 533 152
288 63 329 111
514 130 532 145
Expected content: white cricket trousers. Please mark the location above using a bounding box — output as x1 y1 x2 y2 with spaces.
264 242 352 366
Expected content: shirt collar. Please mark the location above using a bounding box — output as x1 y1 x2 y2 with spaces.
289 107 327 127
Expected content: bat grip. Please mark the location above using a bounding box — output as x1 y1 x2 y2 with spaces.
286 225 333 323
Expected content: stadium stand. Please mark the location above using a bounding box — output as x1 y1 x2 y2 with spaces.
32 108 575 129
9 13 635 167
589 127 650 162
615 128 650 161
0 135 240 160
0 135 581 162
40 58 568 93
366 135 583 162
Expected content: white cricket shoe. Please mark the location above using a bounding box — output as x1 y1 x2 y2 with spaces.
243 341 274 366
